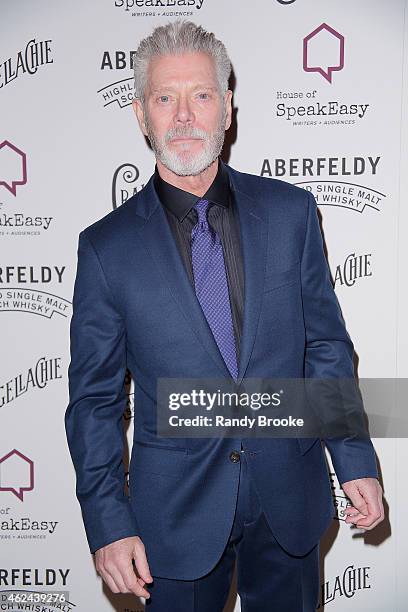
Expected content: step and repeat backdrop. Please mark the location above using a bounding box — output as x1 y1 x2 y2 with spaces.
1 0 408 610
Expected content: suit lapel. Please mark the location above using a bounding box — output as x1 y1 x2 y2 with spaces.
227 166 269 383
134 162 269 384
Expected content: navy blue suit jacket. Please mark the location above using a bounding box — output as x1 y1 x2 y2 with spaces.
65 160 378 579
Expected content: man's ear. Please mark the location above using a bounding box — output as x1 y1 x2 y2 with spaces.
224 89 233 131
132 98 148 137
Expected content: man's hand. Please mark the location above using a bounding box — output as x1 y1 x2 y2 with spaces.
342 477 384 530
95 536 153 599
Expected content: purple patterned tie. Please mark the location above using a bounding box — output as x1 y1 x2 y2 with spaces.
191 199 238 381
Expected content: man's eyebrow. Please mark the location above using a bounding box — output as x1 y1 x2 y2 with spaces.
150 84 218 93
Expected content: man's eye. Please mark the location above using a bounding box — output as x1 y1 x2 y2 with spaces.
159 95 170 103
198 92 209 100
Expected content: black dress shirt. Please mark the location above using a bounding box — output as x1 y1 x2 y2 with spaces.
153 159 244 362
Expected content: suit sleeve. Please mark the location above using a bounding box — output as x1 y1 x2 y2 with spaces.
65 230 139 554
300 190 379 485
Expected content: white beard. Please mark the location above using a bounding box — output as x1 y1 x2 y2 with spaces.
144 105 227 176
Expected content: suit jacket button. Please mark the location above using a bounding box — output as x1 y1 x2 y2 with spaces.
229 450 241 463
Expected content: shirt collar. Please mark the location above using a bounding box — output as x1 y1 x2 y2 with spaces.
153 158 230 222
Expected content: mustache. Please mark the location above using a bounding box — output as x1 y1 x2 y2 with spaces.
165 126 209 143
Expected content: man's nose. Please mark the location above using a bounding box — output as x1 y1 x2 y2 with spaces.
175 95 194 124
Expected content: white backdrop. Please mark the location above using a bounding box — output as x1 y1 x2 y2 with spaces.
1 0 407 610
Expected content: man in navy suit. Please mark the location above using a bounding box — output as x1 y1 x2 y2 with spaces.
65 20 384 611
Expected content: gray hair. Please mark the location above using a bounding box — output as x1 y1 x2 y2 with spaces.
133 20 231 103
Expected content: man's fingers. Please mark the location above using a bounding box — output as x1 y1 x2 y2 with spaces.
355 502 384 529
358 485 383 526
102 561 151 598
346 482 384 530
344 489 368 517
356 511 383 530
94 537 153 597
367 487 386 530
344 505 366 524
134 542 154 584
98 566 121 594
121 563 152 598
103 562 130 593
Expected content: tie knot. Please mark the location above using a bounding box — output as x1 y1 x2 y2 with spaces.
194 198 210 224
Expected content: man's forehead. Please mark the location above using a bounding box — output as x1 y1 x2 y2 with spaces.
147 52 217 84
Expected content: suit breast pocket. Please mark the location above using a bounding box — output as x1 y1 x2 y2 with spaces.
263 260 301 293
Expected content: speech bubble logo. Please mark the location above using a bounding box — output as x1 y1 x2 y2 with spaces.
303 23 345 83
0 140 28 196
0 449 34 501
